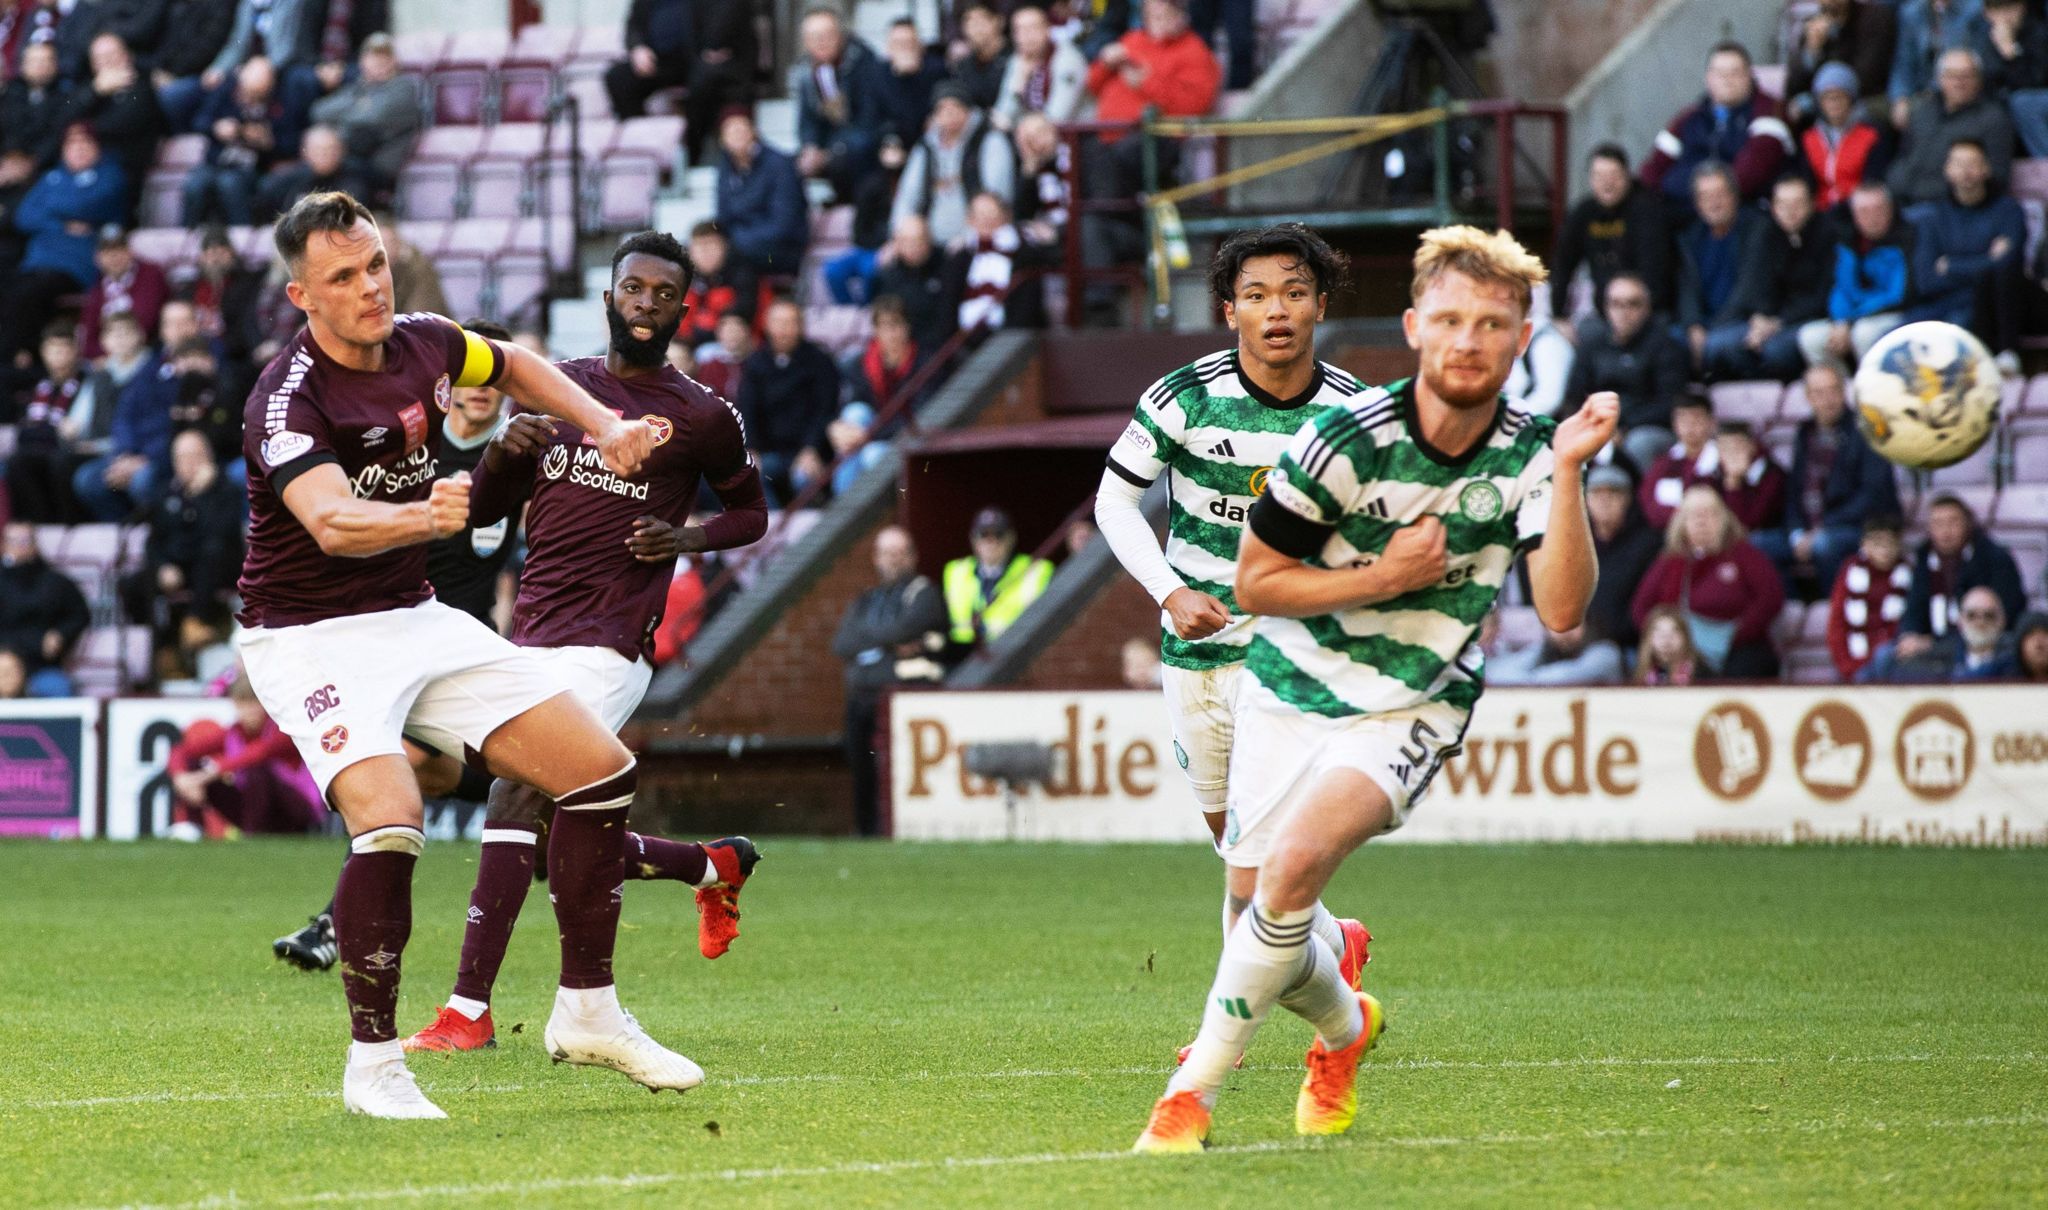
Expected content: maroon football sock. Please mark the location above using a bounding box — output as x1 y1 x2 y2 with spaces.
333 836 418 1043
547 765 636 990
625 832 708 884
450 829 538 1005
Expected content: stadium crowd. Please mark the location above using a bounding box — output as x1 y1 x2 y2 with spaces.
5 0 2048 718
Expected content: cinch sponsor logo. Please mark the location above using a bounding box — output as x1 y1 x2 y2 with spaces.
351 447 437 498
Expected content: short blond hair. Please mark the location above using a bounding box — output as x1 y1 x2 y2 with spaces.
1410 225 1548 315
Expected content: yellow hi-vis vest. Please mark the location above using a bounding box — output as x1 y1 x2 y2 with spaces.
943 553 1054 643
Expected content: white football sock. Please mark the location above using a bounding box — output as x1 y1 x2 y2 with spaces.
348 1038 404 1068
557 983 621 1018
1167 901 1315 1105
1308 901 1345 959
1276 933 1364 1048
446 994 488 1021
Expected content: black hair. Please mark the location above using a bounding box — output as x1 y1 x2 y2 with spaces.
610 229 695 294
1207 222 1351 306
1715 419 1755 439
1690 160 1738 193
1863 511 1904 536
1708 40 1751 66
1674 389 1713 413
1588 142 1629 169
1927 491 1976 521
463 318 512 342
688 220 723 240
274 191 376 275
1772 172 1814 196
1947 136 1988 158
39 322 76 345
1604 269 1651 298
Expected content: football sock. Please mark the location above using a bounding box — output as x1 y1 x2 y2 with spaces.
1308 901 1345 961
1168 901 1315 1105
547 763 636 990
335 826 423 1044
446 994 489 1022
1276 933 1364 1048
557 982 621 1018
449 825 537 1006
348 1038 404 1068
624 832 712 885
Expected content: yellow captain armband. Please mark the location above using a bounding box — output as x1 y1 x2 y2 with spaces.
454 327 507 388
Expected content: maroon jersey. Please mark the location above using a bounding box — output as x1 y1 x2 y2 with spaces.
237 313 506 628
478 359 753 660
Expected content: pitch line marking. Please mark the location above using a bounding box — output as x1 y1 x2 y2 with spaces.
73 1111 2048 1210
26 1051 2046 1110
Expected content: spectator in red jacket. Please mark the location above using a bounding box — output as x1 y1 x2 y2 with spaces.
1825 513 1910 679
1802 61 1891 211
680 220 761 349
1638 392 1717 530
76 225 167 361
165 675 324 840
1706 421 1786 533
1640 41 1793 212
1631 483 1787 678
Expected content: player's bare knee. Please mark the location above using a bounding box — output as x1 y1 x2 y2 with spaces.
486 779 549 828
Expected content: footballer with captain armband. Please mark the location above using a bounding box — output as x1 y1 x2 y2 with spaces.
1134 226 1620 1152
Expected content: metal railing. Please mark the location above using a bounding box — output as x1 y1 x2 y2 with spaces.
533 92 586 334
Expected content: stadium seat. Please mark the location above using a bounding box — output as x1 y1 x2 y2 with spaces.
1998 484 2048 526
141 171 185 229
396 219 451 258
392 30 447 73
397 160 463 220
2011 158 2048 203
811 204 855 247
470 124 548 218
2010 419 2048 481
1994 527 2048 594
431 69 492 125
509 215 575 267
444 218 516 259
613 115 685 164
497 66 556 124
154 134 206 172
509 21 580 65
560 68 610 122
1709 381 1783 427
128 227 196 269
1770 601 1805 653
441 27 510 70
438 256 490 320
1927 433 2001 487
1799 604 1831 644
1761 424 1797 469
492 254 550 324
232 225 271 265
572 23 625 65
806 304 872 358
1784 645 1838 684
1779 379 1812 422
593 158 662 229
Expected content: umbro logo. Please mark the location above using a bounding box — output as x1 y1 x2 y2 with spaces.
1365 499 1390 519
1208 438 1236 458
362 426 390 445
467 906 484 924
362 948 398 972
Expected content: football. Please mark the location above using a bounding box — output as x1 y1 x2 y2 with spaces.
1851 320 2003 470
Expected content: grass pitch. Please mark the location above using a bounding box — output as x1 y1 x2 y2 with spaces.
1 838 2044 1209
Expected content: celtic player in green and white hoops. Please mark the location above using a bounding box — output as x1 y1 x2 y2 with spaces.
1134 227 1621 1152
1095 226 1373 997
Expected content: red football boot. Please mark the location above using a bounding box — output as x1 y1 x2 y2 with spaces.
694 836 761 959
1336 918 1372 991
402 1005 496 1052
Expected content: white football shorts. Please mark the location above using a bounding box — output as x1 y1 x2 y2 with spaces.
1218 697 1468 869
236 598 567 801
522 644 654 732
1159 661 1245 806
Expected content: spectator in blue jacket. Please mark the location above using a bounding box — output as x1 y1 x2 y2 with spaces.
182 55 296 227
1799 181 1914 369
72 300 200 522
1890 0 1983 128
1754 361 1902 598
0 123 126 367
1906 137 2024 333
791 7 887 205
715 108 810 276
1675 162 1764 375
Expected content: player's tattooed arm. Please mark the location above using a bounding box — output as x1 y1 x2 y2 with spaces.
493 343 656 476
469 414 550 527
280 463 469 557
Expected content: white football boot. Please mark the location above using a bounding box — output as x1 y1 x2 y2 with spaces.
543 991 705 1092
342 1056 448 1119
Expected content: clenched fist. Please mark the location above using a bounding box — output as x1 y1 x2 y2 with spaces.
1377 515 1447 595
428 472 471 537
1163 587 1232 639
484 413 554 471
1555 392 1620 466
597 417 656 478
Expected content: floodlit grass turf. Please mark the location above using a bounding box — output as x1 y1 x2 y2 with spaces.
1 839 2044 1209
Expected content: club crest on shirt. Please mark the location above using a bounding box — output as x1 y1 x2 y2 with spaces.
1459 480 1503 523
433 373 452 412
399 402 429 452
645 415 674 446
320 724 349 754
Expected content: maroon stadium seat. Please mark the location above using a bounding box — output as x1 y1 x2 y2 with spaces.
438 256 490 319
432 69 492 125
128 227 196 269
1709 381 1783 427
445 218 516 259
510 215 574 266
498 67 555 123
492 254 550 323
397 161 463 220
141 171 184 228
1998 484 2048 525
1785 645 1837 684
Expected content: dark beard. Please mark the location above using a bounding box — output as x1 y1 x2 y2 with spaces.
607 306 682 368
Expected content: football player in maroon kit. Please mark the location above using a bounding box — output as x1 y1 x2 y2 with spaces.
236 193 694 1119
400 230 772 1054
